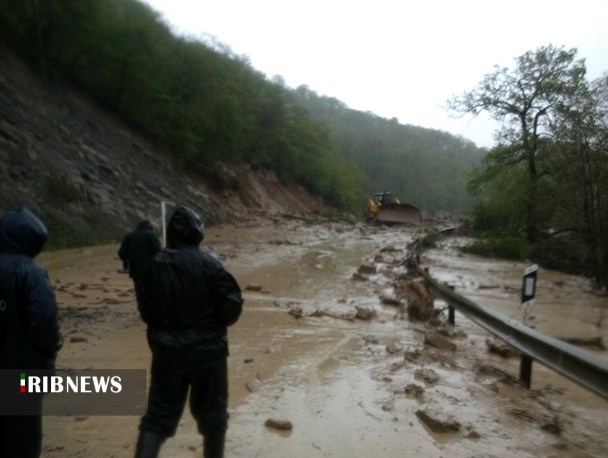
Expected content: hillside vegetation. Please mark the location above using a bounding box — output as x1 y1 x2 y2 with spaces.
449 45 608 288
0 0 485 216
294 86 485 211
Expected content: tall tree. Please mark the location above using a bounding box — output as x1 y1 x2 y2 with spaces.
547 74 608 286
448 45 587 242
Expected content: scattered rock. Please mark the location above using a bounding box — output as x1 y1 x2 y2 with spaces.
415 405 460 433
424 332 457 351
380 245 400 253
273 300 302 308
265 418 293 431
357 264 377 275
437 325 467 339
380 295 402 306
404 383 425 400
509 408 537 423
385 343 403 355
403 348 424 362
485 338 519 357
245 380 262 393
245 284 263 292
407 299 433 321
465 430 481 439
288 307 303 319
481 381 499 393
540 416 561 436
101 298 121 304
382 399 394 411
414 368 439 385
408 278 433 303
355 306 373 320
476 364 518 385
362 335 379 345
70 336 87 343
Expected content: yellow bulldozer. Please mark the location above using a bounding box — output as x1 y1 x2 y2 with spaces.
368 191 421 224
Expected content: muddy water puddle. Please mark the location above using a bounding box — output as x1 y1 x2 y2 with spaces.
35 218 608 457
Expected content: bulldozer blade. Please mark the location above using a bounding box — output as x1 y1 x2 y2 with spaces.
375 203 421 225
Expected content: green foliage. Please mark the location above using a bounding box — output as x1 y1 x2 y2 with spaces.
0 0 505 221
452 44 607 286
462 237 530 260
42 212 101 250
421 233 439 248
449 45 587 243
467 166 529 236
0 0 363 211
46 175 82 203
528 236 592 276
293 85 486 213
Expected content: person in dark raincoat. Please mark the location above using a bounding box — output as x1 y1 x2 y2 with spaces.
135 206 243 458
118 220 161 303
0 207 63 458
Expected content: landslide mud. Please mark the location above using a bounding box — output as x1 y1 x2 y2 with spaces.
37 215 607 457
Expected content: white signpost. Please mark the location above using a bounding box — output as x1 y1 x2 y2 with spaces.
160 200 176 248
521 263 538 326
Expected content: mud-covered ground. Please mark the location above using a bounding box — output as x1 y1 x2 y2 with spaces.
37 215 608 457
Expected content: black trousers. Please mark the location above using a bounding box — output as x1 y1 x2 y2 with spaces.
139 354 229 439
0 414 43 457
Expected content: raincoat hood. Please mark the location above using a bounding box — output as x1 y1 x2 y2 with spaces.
136 220 154 231
167 206 205 248
0 207 48 258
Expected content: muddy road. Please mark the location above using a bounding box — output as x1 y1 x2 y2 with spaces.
37 215 608 457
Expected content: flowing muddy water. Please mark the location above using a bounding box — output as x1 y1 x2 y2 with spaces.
36 215 607 457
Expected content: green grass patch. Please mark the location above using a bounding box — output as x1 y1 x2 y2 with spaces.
42 213 103 250
421 232 439 248
47 175 82 203
462 236 530 260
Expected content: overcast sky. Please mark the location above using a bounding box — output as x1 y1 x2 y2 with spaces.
141 0 607 148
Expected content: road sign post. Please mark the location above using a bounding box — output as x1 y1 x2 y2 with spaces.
160 200 177 248
521 263 538 326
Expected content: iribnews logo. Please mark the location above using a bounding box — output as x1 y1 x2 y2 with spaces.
19 372 123 394
2 369 145 415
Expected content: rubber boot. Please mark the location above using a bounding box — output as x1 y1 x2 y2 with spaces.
203 428 226 458
134 430 163 458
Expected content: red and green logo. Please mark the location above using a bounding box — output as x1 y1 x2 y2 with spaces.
20 372 26 393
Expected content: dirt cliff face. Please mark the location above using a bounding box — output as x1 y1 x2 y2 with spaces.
0 46 324 247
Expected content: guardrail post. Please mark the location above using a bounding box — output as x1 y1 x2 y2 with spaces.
409 238 608 399
447 285 455 326
519 355 533 389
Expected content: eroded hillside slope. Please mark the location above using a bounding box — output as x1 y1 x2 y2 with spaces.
0 46 324 246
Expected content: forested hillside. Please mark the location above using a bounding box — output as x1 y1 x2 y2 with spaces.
0 0 486 217
293 86 486 211
448 45 608 288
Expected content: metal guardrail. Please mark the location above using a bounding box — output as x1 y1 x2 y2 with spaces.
408 250 608 400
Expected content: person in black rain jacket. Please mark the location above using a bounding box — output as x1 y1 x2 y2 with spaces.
0 207 63 458
118 220 161 302
135 206 243 458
